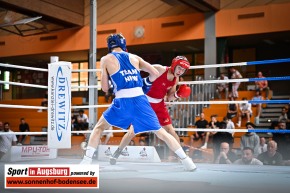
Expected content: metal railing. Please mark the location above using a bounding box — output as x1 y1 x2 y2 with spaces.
169 75 216 136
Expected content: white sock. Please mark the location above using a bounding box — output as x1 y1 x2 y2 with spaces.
175 147 187 160
85 146 96 158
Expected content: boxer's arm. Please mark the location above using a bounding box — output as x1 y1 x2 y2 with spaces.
100 56 110 93
138 56 159 82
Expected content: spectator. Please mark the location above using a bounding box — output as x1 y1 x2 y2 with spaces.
259 137 268 153
223 117 235 140
251 90 264 124
234 147 263 165
75 109 89 132
255 71 270 100
200 114 219 149
278 107 289 123
236 97 252 127
17 118 30 145
257 140 283 166
37 90 48 112
214 142 238 164
190 112 209 146
240 122 260 157
0 122 17 159
223 116 235 137
226 97 238 120
216 73 229 99
212 122 234 160
71 114 78 132
228 67 242 99
272 120 290 160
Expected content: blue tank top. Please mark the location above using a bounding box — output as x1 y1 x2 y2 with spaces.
110 52 143 93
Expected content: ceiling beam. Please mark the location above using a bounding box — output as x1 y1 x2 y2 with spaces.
0 0 84 27
179 0 220 12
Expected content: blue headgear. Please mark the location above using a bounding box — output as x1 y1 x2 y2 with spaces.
107 33 127 53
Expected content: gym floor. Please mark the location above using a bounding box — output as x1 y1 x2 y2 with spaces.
1 157 289 193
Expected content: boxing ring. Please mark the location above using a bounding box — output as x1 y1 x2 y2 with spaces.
0 58 290 193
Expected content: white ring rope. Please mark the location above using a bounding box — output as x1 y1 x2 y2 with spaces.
72 69 101 72
0 130 128 136
0 63 48 72
0 80 101 89
189 62 247 69
0 80 48 89
0 104 46 109
0 99 280 110
72 104 110 109
0 128 267 136
181 79 248 85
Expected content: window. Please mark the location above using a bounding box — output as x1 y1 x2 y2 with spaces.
4 71 10 90
71 62 101 92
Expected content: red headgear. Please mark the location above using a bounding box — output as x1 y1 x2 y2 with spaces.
170 56 190 75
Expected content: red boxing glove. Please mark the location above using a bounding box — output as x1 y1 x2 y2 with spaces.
175 84 191 98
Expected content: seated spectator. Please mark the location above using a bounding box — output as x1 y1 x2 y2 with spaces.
216 73 229 99
272 120 290 160
240 122 260 157
259 137 268 153
228 67 242 99
257 140 283 165
236 97 252 127
75 109 89 132
37 90 48 112
212 122 234 160
201 114 220 149
278 107 289 123
251 90 264 124
71 114 78 132
190 112 209 146
234 147 263 165
223 116 235 137
226 97 238 120
0 122 17 159
255 71 270 100
214 142 238 164
17 118 30 145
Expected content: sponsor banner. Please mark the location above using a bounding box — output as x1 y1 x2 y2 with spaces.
4 164 99 189
98 145 161 163
48 62 72 148
0 145 57 162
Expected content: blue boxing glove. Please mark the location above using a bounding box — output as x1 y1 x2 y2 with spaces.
142 77 153 94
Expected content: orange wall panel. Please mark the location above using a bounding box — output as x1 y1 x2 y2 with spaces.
0 13 204 57
0 28 90 57
1 3 290 58
216 3 290 37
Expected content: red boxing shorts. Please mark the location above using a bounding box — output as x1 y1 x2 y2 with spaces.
150 100 172 126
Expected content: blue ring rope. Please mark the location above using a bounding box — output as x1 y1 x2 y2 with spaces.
247 58 290 65
249 76 290 81
248 100 290 104
248 129 290 133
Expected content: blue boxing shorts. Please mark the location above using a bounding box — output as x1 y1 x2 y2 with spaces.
103 94 161 134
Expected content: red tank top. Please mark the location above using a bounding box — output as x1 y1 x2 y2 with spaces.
147 67 176 99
